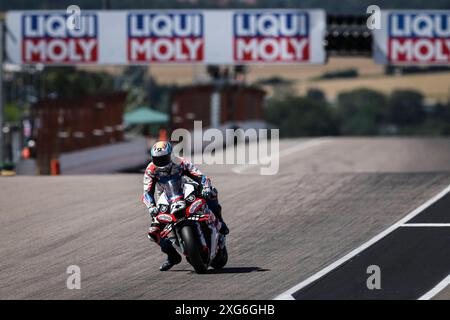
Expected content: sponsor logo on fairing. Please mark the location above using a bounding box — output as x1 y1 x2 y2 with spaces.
157 213 173 223
189 199 204 214
127 12 204 62
388 12 450 63
22 13 98 63
233 12 310 62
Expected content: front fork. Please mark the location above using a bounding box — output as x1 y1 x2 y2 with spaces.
171 221 220 262
168 222 205 256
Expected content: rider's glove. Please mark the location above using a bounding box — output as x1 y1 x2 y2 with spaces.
148 206 159 218
201 187 213 199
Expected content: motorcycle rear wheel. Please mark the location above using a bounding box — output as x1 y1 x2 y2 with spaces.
180 225 208 274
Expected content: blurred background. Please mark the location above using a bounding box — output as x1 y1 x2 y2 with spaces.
0 1 449 176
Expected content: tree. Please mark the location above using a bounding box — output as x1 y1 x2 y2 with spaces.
388 89 425 127
265 96 338 137
336 88 388 135
5 103 21 123
306 88 326 102
424 101 450 135
41 67 115 99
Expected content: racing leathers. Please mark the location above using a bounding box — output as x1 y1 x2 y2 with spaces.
142 156 226 253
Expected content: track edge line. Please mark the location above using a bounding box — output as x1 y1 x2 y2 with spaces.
273 183 450 300
418 274 450 300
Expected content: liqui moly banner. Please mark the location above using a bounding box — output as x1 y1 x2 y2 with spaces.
6 10 325 65
233 11 318 63
373 10 450 65
127 12 204 62
16 12 98 63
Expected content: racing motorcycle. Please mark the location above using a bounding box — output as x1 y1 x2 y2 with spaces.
155 178 228 274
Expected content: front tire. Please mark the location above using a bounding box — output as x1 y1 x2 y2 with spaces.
211 246 228 269
180 225 208 274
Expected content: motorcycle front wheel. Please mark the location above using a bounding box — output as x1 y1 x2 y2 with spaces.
180 225 208 274
211 246 228 270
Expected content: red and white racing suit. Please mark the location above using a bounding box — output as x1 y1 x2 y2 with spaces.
141 156 218 244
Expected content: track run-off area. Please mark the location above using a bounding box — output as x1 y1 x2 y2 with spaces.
1 137 450 299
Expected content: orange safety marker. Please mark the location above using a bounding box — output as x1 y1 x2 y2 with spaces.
50 159 60 176
22 147 30 159
158 128 168 141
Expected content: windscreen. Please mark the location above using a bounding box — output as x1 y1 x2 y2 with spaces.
160 178 183 203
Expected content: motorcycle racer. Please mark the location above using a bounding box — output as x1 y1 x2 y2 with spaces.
142 141 229 271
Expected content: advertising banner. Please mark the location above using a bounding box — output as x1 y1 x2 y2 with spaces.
127 12 204 63
373 10 450 65
232 10 324 63
17 12 98 63
6 9 326 65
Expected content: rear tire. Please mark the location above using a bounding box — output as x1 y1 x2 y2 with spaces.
211 246 228 269
180 225 208 274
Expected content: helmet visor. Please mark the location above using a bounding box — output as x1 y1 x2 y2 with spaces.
153 154 171 167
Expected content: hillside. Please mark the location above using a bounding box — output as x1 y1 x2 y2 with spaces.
146 58 450 103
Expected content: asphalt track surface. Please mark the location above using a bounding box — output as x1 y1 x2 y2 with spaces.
291 193 450 300
1 137 450 300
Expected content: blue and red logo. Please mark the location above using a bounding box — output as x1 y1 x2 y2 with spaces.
233 12 310 62
127 13 204 62
22 13 98 63
388 13 450 63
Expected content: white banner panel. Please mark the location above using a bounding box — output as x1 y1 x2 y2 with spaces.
231 9 325 64
6 9 326 65
373 10 450 65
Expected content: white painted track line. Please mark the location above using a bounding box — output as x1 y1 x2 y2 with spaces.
419 274 450 300
274 183 450 300
400 223 450 227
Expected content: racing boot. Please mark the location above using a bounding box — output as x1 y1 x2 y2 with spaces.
214 204 229 235
205 189 229 235
159 238 182 271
